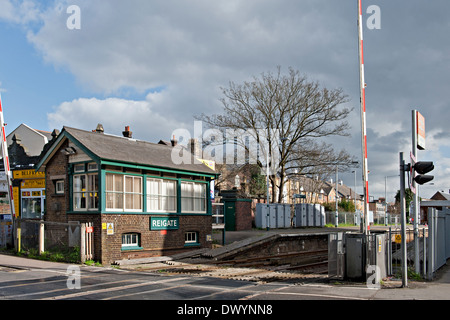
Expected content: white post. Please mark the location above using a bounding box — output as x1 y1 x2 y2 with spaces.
80 223 86 263
39 221 45 255
411 110 419 274
357 0 370 237
335 166 339 227
400 152 408 287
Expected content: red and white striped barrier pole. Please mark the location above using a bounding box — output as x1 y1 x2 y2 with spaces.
0 94 16 221
358 0 370 235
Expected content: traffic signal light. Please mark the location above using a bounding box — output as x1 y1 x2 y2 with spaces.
413 161 434 185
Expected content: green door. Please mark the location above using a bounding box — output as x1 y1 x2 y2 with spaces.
224 201 236 231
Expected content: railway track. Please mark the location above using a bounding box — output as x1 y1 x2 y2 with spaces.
211 249 328 269
130 249 330 283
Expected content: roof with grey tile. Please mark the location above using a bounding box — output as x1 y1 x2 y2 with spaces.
38 126 217 176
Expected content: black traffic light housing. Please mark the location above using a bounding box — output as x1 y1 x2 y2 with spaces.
413 161 434 185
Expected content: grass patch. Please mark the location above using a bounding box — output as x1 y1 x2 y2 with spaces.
14 246 81 264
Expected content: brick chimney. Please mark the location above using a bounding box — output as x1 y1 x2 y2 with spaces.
122 125 132 138
171 135 177 147
94 124 104 133
188 138 201 158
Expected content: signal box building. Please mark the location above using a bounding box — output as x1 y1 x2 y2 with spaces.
36 125 217 264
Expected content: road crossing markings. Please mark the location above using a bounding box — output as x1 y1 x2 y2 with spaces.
39 276 184 300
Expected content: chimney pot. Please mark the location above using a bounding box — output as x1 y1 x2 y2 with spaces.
171 135 177 146
95 124 104 133
122 126 132 138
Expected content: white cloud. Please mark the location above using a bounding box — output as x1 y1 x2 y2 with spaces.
0 0 40 24
47 93 186 142
7 0 450 199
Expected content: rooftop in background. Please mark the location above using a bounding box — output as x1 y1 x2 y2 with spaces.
6 123 53 157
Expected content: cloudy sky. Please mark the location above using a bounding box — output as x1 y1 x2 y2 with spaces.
1 0 449 201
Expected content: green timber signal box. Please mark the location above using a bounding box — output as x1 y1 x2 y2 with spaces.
36 125 219 264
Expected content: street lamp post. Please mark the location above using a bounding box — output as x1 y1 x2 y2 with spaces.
335 165 339 227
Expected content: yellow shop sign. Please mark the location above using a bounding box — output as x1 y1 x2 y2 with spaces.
21 179 45 189
14 170 45 179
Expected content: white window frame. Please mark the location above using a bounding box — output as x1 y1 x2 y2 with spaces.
121 233 140 248
55 180 65 194
105 173 142 212
88 162 98 171
124 175 143 211
185 231 198 244
106 173 123 210
73 163 85 173
73 173 98 211
146 178 177 213
181 181 207 213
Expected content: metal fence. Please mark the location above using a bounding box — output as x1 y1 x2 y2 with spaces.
325 211 359 226
427 207 450 279
373 207 449 281
388 227 417 276
325 211 401 227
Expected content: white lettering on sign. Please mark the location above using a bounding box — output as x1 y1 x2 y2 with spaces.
150 217 179 230
152 219 178 227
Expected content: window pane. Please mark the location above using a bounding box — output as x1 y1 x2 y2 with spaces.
106 174 113 191
125 193 133 209
122 233 139 247
194 198 205 212
74 193 82 209
147 195 158 210
134 177 142 193
194 184 203 197
148 179 158 194
114 175 123 192
106 192 114 209
133 194 142 210
74 164 84 172
89 175 98 191
73 175 82 192
182 197 192 212
125 176 133 192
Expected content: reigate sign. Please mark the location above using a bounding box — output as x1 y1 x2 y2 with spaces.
150 217 179 230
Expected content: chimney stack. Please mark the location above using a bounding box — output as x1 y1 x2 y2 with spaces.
122 125 132 138
188 138 201 158
171 135 177 147
94 124 104 133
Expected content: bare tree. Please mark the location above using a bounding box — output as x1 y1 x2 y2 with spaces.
197 66 356 203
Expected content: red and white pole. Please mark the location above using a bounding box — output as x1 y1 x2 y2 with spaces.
0 94 16 220
358 0 370 235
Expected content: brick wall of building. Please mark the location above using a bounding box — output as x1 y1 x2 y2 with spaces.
235 200 252 231
68 213 212 265
44 140 69 224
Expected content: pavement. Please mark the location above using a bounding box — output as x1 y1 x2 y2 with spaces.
1 226 449 300
212 226 450 300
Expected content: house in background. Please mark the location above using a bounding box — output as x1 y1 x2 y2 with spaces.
1 124 59 220
7 123 53 157
420 191 450 224
36 125 218 264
